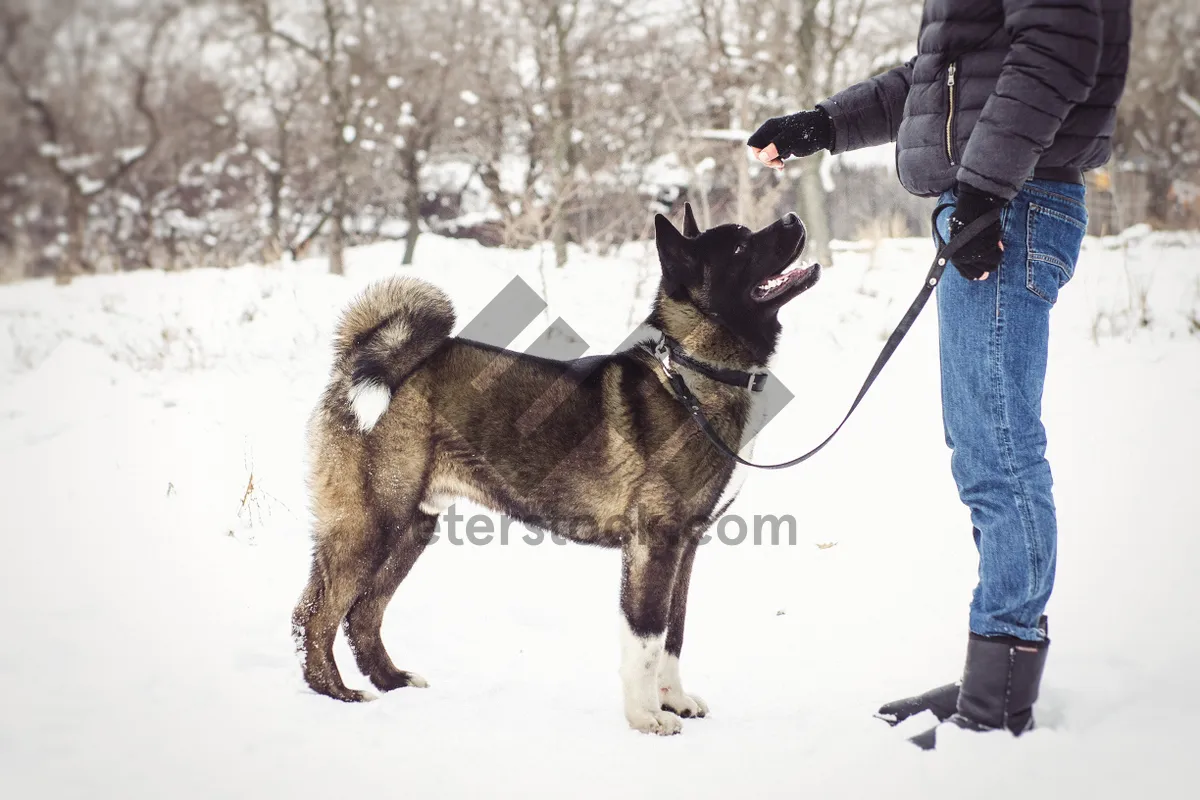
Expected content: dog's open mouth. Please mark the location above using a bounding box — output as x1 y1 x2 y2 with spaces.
751 260 822 303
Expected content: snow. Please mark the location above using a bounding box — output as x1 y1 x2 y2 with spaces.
835 142 897 171
116 145 148 165
252 147 281 173
77 175 106 195
692 128 753 142
57 153 102 172
397 102 416 128
1 231 1198 797
1179 89 1200 121
641 152 691 195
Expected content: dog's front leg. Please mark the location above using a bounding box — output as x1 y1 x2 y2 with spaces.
661 535 708 719
619 535 685 735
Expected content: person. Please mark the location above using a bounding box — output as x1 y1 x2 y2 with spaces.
747 0 1130 749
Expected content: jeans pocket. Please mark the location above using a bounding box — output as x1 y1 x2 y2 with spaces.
1026 202 1087 305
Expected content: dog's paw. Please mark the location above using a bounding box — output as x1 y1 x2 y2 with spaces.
370 669 429 692
661 688 708 719
626 708 684 736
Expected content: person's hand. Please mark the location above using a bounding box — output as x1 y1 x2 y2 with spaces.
947 183 1006 281
747 109 833 171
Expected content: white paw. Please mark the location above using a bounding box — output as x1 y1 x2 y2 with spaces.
626 707 684 736
660 687 708 718
657 654 708 718
406 672 429 688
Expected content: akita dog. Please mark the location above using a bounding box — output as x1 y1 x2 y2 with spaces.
293 205 820 734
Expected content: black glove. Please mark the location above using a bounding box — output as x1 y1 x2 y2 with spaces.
948 182 1006 280
747 108 834 160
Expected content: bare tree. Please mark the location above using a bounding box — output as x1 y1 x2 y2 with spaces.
1113 0 1200 227
682 0 916 262
1 0 1190 285
247 0 364 274
367 0 469 265
236 10 322 263
1 3 176 283
512 0 645 266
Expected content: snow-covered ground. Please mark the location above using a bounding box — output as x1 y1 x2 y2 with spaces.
1 229 1198 798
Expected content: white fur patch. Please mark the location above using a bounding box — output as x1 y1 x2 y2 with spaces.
406 673 429 688
377 319 412 351
712 382 770 516
348 380 391 432
659 653 708 718
418 494 454 516
619 617 681 735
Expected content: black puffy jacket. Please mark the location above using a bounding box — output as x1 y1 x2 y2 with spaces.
816 0 1131 200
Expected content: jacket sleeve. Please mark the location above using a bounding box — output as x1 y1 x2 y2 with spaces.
958 0 1103 199
817 56 916 154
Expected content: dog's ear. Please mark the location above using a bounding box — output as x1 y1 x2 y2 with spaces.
682 202 701 238
655 213 697 288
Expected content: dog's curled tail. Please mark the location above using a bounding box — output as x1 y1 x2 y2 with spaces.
332 277 455 432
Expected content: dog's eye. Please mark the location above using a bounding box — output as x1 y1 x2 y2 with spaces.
734 244 747 255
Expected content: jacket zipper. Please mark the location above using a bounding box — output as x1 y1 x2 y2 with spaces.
945 62 958 166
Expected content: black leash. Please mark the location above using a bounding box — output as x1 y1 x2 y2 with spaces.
648 203 999 470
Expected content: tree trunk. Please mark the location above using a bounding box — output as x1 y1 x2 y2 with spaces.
736 140 753 224
551 180 569 267
328 128 348 276
6 228 33 282
322 0 347 277
550 3 574 268
264 171 284 264
58 190 86 285
328 201 345 276
1145 169 1173 227
550 102 571 267
787 0 832 264
797 155 832 266
402 151 421 266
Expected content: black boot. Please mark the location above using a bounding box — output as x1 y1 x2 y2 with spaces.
877 617 1047 727
875 682 960 726
910 633 1050 750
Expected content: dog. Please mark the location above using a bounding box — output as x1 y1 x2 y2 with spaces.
292 204 821 734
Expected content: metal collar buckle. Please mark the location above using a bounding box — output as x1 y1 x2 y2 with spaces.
652 337 674 375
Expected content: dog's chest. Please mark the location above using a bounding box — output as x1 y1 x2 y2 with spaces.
710 388 770 518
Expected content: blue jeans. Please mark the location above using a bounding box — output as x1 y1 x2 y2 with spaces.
934 180 1088 642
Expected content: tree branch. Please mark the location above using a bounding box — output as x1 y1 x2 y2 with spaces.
247 0 324 63
0 13 66 175
87 9 178 196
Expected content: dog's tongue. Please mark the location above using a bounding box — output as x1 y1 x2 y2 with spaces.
756 261 811 293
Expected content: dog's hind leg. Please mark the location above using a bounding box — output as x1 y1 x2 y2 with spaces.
619 534 686 735
344 511 437 692
292 522 378 703
660 536 708 719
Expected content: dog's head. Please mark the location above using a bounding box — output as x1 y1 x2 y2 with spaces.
651 203 820 365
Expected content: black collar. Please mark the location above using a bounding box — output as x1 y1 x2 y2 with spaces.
646 335 769 393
